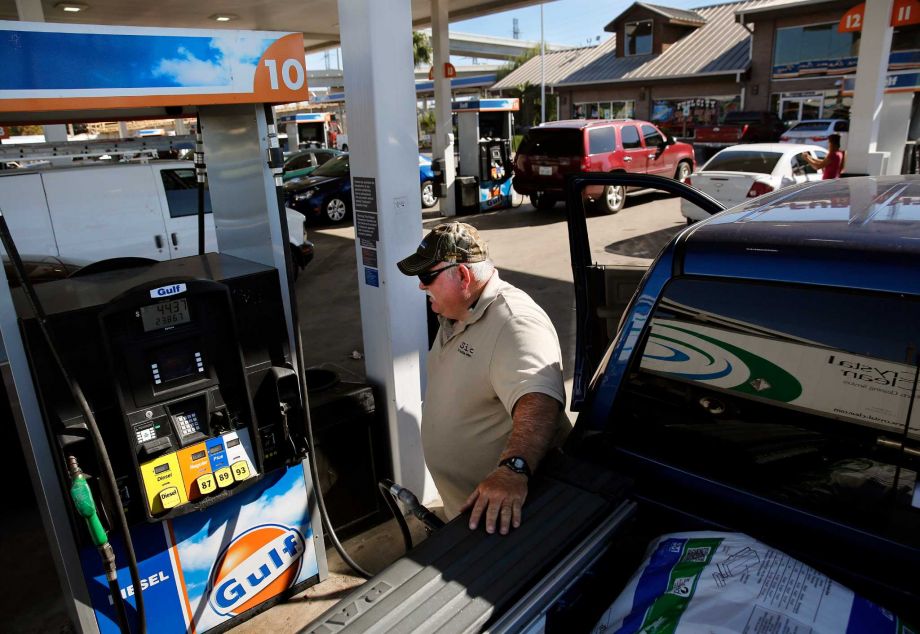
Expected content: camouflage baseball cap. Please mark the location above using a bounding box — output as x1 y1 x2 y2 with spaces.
397 222 489 275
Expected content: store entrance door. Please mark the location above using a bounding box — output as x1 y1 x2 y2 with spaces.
779 95 822 123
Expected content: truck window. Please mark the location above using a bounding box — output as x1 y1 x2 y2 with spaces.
160 169 212 219
611 278 920 550
620 125 641 149
517 129 584 157
640 124 663 148
588 127 616 155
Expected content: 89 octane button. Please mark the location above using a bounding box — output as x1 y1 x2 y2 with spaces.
231 460 251 482
214 467 233 488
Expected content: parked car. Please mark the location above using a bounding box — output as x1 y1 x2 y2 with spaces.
694 111 787 147
418 155 438 209
2 253 86 287
309 175 920 631
282 148 344 182
779 118 850 150
285 154 439 224
0 161 314 273
681 143 827 223
512 119 696 213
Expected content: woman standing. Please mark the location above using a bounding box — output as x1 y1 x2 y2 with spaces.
804 133 846 179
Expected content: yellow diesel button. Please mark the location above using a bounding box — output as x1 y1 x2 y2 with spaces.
159 487 181 509
214 467 233 488
197 473 216 495
231 460 251 482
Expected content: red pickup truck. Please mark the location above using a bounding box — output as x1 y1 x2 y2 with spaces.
694 111 786 147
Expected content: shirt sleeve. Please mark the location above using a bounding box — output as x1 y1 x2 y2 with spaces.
490 315 565 415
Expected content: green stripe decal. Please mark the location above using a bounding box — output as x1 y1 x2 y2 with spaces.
662 325 803 403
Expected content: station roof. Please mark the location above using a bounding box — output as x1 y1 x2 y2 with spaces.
558 0 760 86
491 42 614 91
0 0 549 53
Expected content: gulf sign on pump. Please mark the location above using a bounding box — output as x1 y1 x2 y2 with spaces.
207 524 305 616
0 21 308 112
81 466 319 634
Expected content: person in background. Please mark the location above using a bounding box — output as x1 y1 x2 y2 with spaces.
397 222 569 535
804 133 846 179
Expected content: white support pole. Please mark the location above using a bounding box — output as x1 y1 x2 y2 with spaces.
847 0 894 175
337 0 434 501
432 0 457 217
540 3 546 124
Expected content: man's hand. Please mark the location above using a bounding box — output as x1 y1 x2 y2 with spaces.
460 467 528 534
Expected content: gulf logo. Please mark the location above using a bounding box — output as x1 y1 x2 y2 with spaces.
207 523 305 616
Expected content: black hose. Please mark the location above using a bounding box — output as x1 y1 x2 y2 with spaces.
0 208 146 633
380 479 445 532
195 114 206 256
263 104 372 579
378 481 413 552
108 572 131 633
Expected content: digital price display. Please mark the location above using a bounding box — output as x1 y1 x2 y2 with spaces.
141 299 190 332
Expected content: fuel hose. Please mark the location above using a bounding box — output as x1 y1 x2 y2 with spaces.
0 208 146 634
69 456 131 634
263 104 372 579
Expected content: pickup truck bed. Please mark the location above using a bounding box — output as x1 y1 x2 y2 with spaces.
694 111 785 147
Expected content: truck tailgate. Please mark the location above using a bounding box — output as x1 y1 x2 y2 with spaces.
303 465 631 634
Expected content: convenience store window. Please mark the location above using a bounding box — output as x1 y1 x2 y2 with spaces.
573 100 635 120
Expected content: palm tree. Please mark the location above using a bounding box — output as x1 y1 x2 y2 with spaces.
412 31 432 69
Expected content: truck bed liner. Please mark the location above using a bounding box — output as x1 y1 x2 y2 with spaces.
303 464 630 634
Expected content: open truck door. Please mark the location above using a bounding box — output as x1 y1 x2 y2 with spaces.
564 173 723 410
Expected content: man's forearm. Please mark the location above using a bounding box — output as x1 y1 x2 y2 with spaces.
500 392 562 472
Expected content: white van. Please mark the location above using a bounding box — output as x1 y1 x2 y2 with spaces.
0 160 312 272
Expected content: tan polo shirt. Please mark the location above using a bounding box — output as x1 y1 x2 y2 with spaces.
421 272 567 518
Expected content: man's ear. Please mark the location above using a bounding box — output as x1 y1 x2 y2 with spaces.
458 263 473 287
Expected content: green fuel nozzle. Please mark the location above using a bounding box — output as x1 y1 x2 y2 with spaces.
68 456 109 548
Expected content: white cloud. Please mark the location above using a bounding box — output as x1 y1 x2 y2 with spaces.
175 472 312 573
153 46 229 87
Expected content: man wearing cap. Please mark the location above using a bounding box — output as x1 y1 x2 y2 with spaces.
398 222 568 535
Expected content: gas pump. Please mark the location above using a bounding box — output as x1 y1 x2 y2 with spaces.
452 98 519 213
278 112 340 150
0 21 328 634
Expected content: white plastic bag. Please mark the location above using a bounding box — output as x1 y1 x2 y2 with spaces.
593 532 910 634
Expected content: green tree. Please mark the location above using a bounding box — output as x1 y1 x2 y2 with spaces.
412 31 432 68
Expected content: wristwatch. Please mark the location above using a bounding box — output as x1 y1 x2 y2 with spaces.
499 456 531 478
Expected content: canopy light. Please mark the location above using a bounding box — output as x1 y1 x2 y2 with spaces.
55 2 88 12
209 13 239 22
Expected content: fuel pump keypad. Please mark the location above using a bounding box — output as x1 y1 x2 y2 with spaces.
174 412 201 437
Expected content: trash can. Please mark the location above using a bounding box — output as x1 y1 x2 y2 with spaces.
306 368 392 537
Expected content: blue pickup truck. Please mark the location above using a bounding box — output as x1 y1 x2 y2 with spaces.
308 175 920 633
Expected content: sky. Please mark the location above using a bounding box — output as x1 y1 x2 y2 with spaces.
307 0 713 71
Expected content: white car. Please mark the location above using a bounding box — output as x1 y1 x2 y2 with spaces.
779 119 849 149
681 143 827 223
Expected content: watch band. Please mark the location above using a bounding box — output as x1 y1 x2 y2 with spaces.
499 456 532 478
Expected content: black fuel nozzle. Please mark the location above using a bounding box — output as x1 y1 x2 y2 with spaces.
381 479 445 531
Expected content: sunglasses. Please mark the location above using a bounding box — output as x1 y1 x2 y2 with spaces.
418 263 460 285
